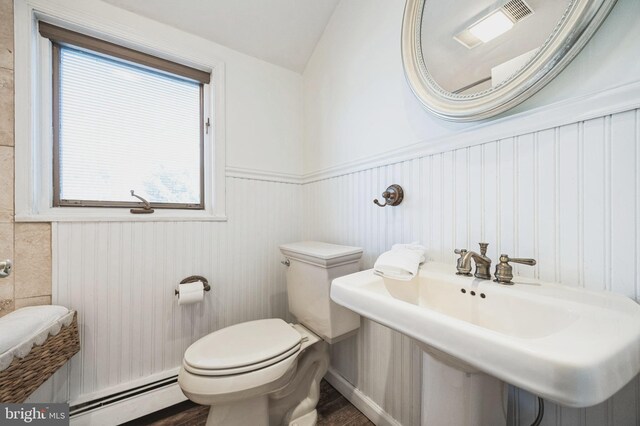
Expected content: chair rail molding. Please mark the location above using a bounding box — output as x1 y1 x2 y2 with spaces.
225 166 304 185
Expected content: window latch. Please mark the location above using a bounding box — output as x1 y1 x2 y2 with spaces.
130 190 155 214
205 117 211 134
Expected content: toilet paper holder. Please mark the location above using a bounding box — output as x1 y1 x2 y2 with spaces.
174 275 211 295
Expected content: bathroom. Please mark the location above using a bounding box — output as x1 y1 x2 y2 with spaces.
0 0 639 425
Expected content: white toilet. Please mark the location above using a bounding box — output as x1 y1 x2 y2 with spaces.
178 241 363 426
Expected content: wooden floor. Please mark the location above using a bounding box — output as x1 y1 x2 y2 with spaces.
316 380 373 426
122 379 373 426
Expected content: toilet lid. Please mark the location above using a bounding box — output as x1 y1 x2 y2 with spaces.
183 318 302 372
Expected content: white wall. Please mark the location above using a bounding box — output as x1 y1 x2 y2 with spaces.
23 0 306 407
30 0 640 424
225 55 303 176
46 177 302 405
303 107 640 425
303 0 640 173
302 0 640 425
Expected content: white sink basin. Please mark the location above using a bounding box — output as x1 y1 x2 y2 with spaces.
331 262 640 408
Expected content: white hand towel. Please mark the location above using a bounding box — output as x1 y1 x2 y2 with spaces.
374 243 426 281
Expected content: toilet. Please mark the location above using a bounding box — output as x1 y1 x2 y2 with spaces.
178 241 363 426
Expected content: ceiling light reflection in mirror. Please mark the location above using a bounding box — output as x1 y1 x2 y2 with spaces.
421 0 571 95
468 10 514 43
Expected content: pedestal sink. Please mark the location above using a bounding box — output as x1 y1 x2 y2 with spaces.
330 263 640 425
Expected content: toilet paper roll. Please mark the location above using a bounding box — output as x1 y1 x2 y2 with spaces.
177 281 205 305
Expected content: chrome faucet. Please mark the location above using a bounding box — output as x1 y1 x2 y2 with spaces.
454 249 471 275
454 243 492 280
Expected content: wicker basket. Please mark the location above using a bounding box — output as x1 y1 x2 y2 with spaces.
0 312 80 403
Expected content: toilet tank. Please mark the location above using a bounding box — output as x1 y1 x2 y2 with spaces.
280 241 362 343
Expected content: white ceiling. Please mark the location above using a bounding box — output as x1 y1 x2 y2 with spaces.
102 0 340 73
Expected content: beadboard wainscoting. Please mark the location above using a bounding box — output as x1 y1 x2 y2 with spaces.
34 109 640 425
46 177 302 405
302 109 640 425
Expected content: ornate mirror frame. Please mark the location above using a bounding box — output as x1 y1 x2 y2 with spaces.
402 0 618 122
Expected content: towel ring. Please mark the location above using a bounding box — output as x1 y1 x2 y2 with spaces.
174 275 211 295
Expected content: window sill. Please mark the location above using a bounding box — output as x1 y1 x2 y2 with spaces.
15 207 227 222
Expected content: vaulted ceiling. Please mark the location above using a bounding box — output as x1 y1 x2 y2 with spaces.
102 0 340 73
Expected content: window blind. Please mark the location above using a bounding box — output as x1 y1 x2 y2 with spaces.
54 45 204 207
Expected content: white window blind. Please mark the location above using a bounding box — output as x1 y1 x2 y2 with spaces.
56 46 203 207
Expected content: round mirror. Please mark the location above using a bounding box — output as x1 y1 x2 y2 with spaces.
402 0 617 121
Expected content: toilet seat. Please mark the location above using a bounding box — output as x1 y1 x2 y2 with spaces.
183 318 302 376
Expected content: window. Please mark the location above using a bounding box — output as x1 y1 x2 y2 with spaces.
40 23 211 210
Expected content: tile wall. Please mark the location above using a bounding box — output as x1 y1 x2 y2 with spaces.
0 0 52 316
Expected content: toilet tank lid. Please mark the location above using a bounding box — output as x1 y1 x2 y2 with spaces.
279 241 363 261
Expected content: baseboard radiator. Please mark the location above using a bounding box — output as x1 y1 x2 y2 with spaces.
69 375 186 426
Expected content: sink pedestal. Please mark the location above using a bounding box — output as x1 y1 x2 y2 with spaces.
421 350 506 426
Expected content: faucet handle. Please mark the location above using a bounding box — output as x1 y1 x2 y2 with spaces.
494 254 536 284
506 256 536 266
454 249 472 276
